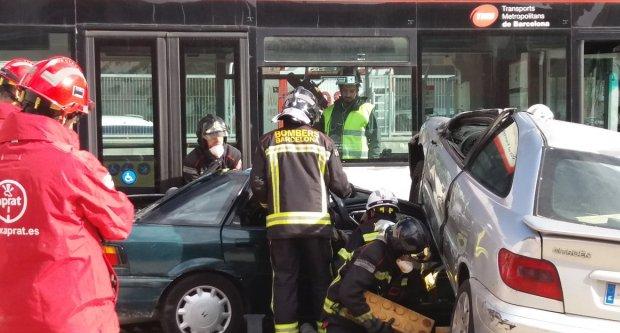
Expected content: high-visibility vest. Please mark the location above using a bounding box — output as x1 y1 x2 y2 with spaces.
322 102 374 159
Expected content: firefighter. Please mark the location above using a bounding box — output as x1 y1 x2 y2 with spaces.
183 114 242 183
0 56 134 333
336 189 399 264
251 86 353 333
322 217 431 333
0 58 33 127
316 67 380 159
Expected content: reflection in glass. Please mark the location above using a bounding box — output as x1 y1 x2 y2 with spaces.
99 44 156 190
583 41 620 132
261 67 412 161
421 35 567 120
0 30 70 63
183 45 237 153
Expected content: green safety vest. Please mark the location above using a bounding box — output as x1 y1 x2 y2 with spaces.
323 103 374 159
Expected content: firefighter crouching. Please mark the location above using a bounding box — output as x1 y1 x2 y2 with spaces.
0 56 134 333
337 188 400 264
251 86 353 333
322 218 431 333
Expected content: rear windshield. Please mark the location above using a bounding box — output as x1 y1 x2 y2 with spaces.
537 148 620 230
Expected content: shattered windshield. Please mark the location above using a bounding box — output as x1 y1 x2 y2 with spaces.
537 148 620 230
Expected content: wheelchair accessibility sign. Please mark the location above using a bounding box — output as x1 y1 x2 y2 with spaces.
121 170 137 185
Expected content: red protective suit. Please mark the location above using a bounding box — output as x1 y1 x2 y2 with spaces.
0 101 20 128
0 112 134 333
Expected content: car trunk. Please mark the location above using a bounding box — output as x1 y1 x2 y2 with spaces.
525 216 620 321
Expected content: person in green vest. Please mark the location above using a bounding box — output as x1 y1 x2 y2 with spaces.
316 68 381 159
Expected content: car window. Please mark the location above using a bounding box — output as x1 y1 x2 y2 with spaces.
142 174 245 226
231 193 267 228
468 121 518 197
537 148 620 230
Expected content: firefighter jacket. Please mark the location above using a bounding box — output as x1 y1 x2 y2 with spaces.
317 97 380 159
338 215 396 263
0 112 135 333
251 124 351 239
183 141 242 183
323 240 400 322
0 101 19 128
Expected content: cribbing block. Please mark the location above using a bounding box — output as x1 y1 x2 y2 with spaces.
364 291 434 333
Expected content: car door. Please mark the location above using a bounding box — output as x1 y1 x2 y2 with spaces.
221 181 271 314
529 148 620 322
441 111 522 289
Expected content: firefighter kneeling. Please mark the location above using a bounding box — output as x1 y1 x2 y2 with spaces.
322 217 430 333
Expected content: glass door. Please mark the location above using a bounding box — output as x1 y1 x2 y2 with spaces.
583 41 620 132
96 40 160 192
84 32 250 194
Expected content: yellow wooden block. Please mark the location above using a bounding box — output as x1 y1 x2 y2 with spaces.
364 291 435 333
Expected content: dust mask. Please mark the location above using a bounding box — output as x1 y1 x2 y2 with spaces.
209 144 225 158
396 257 414 274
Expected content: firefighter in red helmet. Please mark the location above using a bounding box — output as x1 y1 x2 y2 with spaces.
0 56 134 333
0 58 33 127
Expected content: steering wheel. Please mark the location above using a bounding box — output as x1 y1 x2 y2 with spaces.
329 191 359 228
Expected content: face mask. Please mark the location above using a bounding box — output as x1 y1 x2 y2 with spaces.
209 144 225 158
396 258 414 274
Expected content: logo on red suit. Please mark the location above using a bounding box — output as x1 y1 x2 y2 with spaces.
0 180 28 224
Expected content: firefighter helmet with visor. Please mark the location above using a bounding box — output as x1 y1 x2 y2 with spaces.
0 58 33 100
19 56 92 116
272 86 322 126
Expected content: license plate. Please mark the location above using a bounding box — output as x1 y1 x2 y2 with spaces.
604 283 620 306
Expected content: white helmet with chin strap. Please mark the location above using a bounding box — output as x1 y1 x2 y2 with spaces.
366 188 399 213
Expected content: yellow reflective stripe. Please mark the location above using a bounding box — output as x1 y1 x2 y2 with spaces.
374 271 391 282
355 310 374 322
275 322 299 333
337 248 352 261
401 277 409 287
323 297 338 314
266 212 331 228
318 151 327 214
317 321 326 333
362 232 379 242
268 148 281 213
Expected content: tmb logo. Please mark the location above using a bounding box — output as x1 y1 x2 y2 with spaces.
0 180 28 224
470 4 499 28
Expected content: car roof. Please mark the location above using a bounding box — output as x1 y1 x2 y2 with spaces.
527 113 620 157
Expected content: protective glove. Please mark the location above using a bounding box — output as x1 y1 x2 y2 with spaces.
362 317 395 333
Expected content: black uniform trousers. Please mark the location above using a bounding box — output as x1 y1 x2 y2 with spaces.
270 237 332 330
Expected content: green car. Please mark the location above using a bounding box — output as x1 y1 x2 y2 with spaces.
107 170 436 333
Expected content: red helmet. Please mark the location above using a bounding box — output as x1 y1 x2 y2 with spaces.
0 58 33 100
20 56 91 115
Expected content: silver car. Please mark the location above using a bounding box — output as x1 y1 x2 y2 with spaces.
412 108 620 332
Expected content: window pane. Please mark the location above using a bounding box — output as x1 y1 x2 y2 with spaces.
264 36 409 63
146 175 245 226
0 29 70 62
583 41 620 132
183 43 238 154
469 121 518 197
261 66 413 161
421 35 567 120
99 43 157 191
537 149 620 230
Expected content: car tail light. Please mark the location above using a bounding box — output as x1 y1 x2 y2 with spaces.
498 248 563 301
103 245 122 267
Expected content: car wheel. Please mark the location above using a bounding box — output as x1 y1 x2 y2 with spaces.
160 273 243 333
450 279 474 333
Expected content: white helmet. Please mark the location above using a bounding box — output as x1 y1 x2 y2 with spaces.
366 188 399 212
526 104 554 120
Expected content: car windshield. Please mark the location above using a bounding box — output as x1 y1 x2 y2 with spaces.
537 148 620 230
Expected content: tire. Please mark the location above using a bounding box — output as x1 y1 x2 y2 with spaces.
450 279 474 333
160 273 244 333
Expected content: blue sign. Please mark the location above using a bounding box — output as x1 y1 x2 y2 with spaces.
121 170 137 185
605 283 616 305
